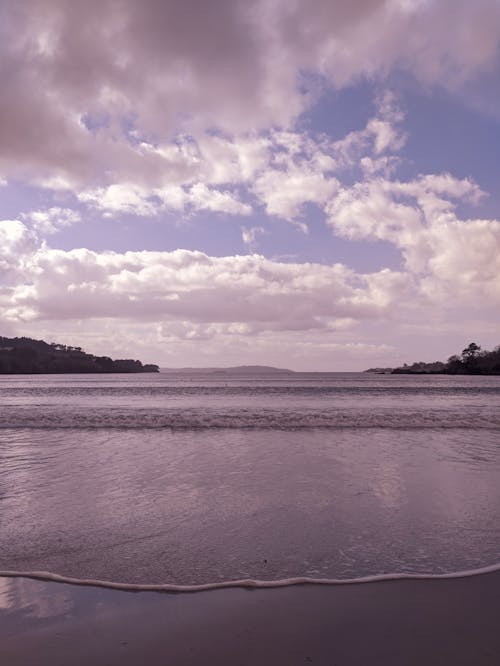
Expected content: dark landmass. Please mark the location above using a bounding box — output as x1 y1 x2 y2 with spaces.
0 336 159 374
161 365 295 374
392 342 500 375
364 367 394 374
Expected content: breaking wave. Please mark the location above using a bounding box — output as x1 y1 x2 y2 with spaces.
1 406 499 429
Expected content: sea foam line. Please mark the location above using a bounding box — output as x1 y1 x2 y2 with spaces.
1 564 500 592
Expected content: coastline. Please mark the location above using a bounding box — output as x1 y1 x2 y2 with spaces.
2 570 499 665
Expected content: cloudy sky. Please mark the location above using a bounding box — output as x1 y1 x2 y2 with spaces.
1 0 500 370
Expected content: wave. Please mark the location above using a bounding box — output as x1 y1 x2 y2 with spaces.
0 384 500 396
2 563 500 592
2 386 500 397
1 408 499 429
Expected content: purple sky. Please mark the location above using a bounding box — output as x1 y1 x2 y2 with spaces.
1 0 500 370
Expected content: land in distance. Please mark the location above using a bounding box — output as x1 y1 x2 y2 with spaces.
161 365 294 374
0 336 159 373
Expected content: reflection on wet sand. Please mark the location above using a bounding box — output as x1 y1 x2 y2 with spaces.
2 574 500 666
0 576 74 618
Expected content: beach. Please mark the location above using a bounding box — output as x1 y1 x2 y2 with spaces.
4 2 500 661
1 571 499 665
2 372 500 664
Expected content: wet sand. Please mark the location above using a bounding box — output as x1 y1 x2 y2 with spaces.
1 572 499 665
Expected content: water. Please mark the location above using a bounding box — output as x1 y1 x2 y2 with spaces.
0 372 499 585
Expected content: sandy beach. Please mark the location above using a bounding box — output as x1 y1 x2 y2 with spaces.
1 571 499 665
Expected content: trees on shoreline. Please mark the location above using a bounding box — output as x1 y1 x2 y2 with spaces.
0 336 159 374
392 343 500 375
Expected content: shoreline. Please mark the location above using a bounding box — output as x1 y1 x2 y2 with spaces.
2 560 500 592
1 570 500 665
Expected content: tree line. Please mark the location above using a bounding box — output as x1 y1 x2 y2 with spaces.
0 336 159 374
392 342 500 375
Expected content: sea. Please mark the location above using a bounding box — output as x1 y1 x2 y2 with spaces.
1 371 500 588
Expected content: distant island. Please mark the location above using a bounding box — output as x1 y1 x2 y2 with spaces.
0 336 159 374
389 342 500 375
161 365 294 375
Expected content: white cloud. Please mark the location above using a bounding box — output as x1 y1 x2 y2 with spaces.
22 207 81 234
79 182 251 217
0 220 38 277
360 155 401 178
327 180 423 248
187 183 252 215
2 213 498 368
241 226 266 251
419 216 500 303
367 119 405 155
330 92 406 172
2 227 412 330
247 129 340 223
326 174 500 304
195 133 271 184
253 167 338 223
78 185 160 217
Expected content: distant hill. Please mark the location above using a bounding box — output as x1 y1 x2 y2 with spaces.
0 336 159 374
161 365 294 374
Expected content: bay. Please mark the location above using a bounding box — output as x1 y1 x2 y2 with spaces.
1 372 499 585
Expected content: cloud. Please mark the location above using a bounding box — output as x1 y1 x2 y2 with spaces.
253 167 338 224
2 202 498 367
79 182 251 217
2 225 413 329
1 2 500 368
0 220 38 277
241 226 266 251
326 173 500 304
420 216 500 303
247 100 404 224
78 185 160 217
1 1 499 188
187 183 252 216
22 207 81 234
70 96 400 222
271 0 500 88
330 92 406 171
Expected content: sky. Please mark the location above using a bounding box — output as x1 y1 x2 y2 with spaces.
1 0 500 371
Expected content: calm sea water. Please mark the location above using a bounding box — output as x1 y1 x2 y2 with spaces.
0 371 499 585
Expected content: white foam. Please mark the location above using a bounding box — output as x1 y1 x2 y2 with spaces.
1 564 500 592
